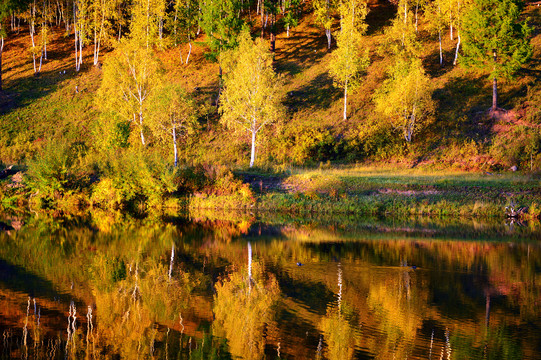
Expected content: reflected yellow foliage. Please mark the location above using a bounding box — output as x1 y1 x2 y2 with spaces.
319 306 358 360
367 269 428 359
92 261 194 358
213 262 280 360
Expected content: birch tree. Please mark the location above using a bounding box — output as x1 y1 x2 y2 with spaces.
73 0 89 71
283 0 300 37
384 0 418 57
425 0 447 66
90 0 118 66
219 30 284 168
28 0 46 74
149 84 198 167
461 0 532 112
97 39 161 146
169 0 199 64
374 57 434 143
329 0 369 121
130 0 167 48
313 0 336 49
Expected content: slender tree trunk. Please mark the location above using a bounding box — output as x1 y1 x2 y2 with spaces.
78 33 83 69
168 244 175 280
250 129 256 168
30 23 37 73
325 28 331 49
492 50 497 111
75 28 79 71
139 112 146 145
343 80 348 121
492 76 497 111
172 126 178 167
186 42 192 64
453 31 461 65
439 29 443 66
270 29 276 53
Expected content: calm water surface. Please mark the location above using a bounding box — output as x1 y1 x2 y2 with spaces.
0 212 540 359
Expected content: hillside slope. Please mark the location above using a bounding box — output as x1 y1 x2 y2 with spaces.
0 0 540 172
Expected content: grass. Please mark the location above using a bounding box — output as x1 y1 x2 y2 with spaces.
186 166 541 220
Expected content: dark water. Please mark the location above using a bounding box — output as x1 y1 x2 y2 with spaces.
0 212 540 359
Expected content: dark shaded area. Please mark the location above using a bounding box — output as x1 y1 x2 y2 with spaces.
0 259 78 304
284 72 341 114
365 0 397 36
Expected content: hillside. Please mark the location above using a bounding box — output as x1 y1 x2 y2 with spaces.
0 0 540 212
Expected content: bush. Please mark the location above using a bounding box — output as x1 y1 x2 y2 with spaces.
26 139 90 200
91 149 176 209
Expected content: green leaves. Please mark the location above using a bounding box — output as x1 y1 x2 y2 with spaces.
200 0 245 60
461 0 532 79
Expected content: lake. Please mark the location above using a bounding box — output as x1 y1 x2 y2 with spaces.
0 211 540 359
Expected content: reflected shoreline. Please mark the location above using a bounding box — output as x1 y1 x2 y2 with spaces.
0 210 540 359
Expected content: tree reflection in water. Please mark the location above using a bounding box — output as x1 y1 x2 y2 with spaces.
212 243 280 360
0 212 539 359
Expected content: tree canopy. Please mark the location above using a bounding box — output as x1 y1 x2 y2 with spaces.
461 0 532 111
219 30 284 168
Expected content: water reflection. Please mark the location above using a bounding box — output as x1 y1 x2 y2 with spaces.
0 212 539 359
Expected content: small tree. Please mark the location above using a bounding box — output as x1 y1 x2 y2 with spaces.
374 57 434 143
329 0 369 121
425 0 447 66
219 30 284 168
149 84 198 167
200 0 245 101
168 0 199 64
383 0 419 58
313 0 336 49
283 0 301 37
461 0 532 112
97 39 161 146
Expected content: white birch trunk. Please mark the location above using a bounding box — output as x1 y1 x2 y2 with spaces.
139 112 146 145
325 28 331 49
343 80 348 121
453 31 461 65
439 29 443 66
186 42 192 64
168 244 175 280
172 126 178 167
250 129 256 168
30 23 37 73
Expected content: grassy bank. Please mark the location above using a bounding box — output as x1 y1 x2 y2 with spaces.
188 166 541 220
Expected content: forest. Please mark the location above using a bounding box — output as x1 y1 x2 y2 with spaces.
0 0 540 213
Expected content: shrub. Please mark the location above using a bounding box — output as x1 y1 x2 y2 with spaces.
91 149 176 209
26 139 90 200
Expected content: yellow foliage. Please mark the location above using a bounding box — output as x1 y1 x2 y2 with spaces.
213 262 280 360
